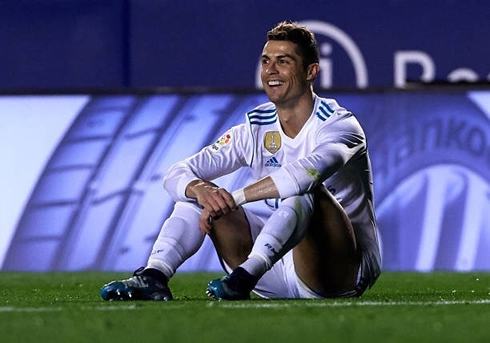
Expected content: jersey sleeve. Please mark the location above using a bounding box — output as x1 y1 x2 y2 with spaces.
269 113 366 198
163 123 251 202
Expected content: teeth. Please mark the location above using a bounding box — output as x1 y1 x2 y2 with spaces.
268 80 283 86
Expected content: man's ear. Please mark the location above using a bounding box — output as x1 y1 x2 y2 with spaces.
307 63 320 82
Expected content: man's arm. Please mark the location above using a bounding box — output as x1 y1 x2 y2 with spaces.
185 177 280 234
185 180 236 234
232 176 280 206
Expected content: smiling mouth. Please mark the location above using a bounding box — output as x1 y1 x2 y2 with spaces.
267 80 284 87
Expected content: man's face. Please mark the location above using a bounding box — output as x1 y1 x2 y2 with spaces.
260 40 311 106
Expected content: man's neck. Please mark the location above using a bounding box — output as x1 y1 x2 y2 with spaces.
276 92 316 138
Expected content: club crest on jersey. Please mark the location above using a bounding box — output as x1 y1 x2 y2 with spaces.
211 132 232 152
264 131 281 154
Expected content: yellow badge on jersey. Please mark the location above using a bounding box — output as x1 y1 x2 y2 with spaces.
264 131 281 154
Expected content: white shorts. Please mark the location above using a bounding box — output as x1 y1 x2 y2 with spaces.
225 206 366 299
251 250 362 299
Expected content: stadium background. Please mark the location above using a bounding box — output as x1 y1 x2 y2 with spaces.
0 0 489 273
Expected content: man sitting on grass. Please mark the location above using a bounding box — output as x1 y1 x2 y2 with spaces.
101 21 381 301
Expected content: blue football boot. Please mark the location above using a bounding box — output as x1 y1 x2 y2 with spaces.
100 267 173 301
206 267 257 300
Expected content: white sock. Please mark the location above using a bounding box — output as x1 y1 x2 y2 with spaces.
147 202 205 279
241 194 314 277
239 253 269 277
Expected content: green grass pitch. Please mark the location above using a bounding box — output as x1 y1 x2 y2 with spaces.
1 271 489 342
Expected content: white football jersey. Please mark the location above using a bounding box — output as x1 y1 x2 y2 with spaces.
164 94 381 282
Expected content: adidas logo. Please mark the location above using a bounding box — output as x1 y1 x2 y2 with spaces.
265 156 281 167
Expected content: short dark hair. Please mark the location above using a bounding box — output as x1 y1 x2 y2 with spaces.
267 21 320 69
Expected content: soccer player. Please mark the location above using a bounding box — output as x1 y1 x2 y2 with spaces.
101 21 381 301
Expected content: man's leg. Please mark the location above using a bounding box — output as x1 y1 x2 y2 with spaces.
207 186 361 299
293 187 361 296
206 207 264 300
101 201 206 301
147 201 207 278
206 196 313 300
207 207 253 269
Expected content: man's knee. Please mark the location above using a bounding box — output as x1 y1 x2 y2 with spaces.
279 193 315 221
208 208 253 268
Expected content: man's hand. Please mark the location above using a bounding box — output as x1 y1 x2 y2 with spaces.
185 180 237 234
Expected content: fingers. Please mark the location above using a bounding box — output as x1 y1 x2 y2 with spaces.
194 183 237 234
198 187 236 217
199 212 217 235
199 214 211 235
212 187 236 214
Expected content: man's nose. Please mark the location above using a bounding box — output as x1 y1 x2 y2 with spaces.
266 62 278 74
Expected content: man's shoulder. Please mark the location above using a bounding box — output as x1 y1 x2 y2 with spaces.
316 96 350 117
246 101 276 115
314 96 358 128
245 101 278 126
314 96 364 134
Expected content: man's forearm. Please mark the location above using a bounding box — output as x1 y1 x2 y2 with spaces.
185 180 217 199
234 176 280 205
